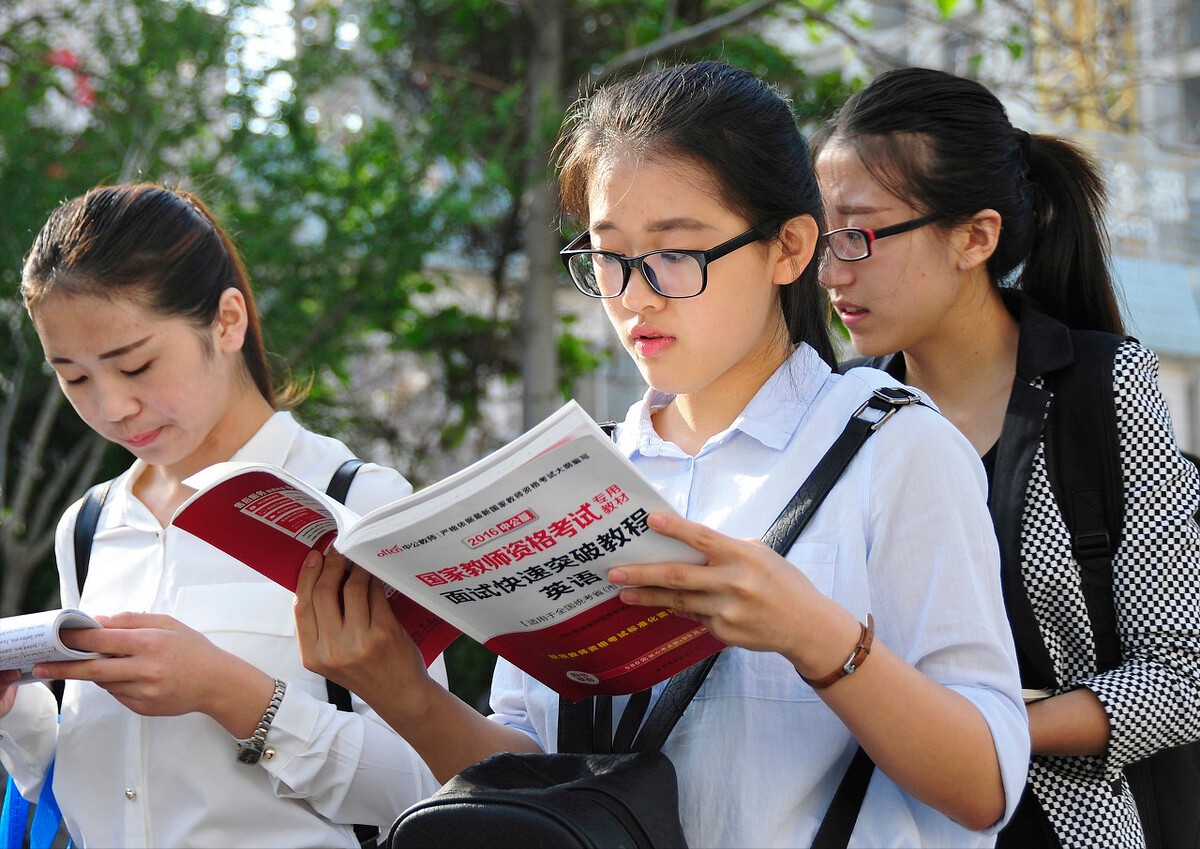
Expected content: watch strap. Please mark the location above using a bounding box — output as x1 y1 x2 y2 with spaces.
236 678 287 764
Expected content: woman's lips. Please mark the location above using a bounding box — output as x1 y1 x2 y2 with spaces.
834 302 869 327
632 328 674 357
123 427 162 448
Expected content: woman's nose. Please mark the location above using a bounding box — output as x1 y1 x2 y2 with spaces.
93 377 140 423
620 265 666 312
817 249 854 290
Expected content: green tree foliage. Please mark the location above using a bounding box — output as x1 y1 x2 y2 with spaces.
0 0 237 616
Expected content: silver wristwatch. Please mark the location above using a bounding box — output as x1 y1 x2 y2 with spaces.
236 678 286 765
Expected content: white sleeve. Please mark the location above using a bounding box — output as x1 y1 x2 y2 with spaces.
0 501 91 799
865 404 1030 832
0 675 60 800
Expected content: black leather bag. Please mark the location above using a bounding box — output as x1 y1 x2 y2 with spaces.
387 750 685 849
388 388 918 849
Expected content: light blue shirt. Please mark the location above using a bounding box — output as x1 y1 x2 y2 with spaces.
490 345 1029 848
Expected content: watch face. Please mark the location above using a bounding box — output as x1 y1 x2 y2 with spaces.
237 740 265 764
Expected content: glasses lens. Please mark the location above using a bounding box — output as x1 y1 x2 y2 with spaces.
567 253 620 297
829 230 869 261
642 252 703 297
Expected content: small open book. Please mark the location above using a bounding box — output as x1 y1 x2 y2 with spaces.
0 608 105 683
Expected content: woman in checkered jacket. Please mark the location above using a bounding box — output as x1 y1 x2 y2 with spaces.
814 67 1200 849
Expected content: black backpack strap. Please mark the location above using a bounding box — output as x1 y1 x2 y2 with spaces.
324 458 380 845
610 688 652 752
326 458 366 505
1182 452 1200 524
762 387 924 555
812 746 874 849
323 458 366 713
1043 331 1126 673
72 480 114 596
627 653 720 752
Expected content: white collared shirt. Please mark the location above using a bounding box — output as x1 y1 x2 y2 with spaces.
0 411 445 848
490 345 1029 848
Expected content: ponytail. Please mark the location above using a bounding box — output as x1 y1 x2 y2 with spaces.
1020 135 1124 334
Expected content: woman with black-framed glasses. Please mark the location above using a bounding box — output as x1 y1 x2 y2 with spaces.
560 223 773 298
821 215 941 263
292 60 1030 849
814 67 1200 849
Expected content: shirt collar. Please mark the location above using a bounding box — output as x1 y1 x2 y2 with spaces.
619 345 831 456
230 410 303 466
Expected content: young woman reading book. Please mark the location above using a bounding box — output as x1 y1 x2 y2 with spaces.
293 61 1030 847
0 183 448 848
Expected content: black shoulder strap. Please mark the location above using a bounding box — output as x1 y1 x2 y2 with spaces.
73 480 114 596
1043 331 1126 673
812 745 874 849
326 457 366 505
323 457 381 847
761 387 923 556
324 458 366 713
1183 452 1200 524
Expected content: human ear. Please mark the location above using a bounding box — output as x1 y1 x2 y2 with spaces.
215 287 249 354
955 209 1002 272
771 214 820 286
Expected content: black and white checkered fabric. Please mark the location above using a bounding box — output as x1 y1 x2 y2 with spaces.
1019 341 1200 849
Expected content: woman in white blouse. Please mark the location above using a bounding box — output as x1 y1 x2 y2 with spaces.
296 61 1030 847
0 183 447 848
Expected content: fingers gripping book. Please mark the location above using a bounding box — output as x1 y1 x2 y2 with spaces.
171 401 722 701
0 609 105 683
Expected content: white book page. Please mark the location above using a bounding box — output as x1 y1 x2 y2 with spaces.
0 609 104 683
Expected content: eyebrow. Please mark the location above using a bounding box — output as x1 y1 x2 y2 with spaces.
590 217 711 234
48 335 153 365
830 204 891 216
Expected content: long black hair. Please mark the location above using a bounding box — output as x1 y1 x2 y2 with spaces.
555 60 836 366
812 67 1123 335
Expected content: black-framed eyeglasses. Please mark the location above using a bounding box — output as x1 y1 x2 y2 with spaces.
559 223 772 299
822 215 941 262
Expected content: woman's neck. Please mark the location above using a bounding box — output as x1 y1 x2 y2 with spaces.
901 287 1020 456
652 335 795 457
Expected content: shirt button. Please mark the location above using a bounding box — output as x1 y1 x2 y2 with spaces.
125 789 137 800
263 747 276 761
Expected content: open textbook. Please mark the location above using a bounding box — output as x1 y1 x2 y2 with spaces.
172 401 724 700
0 608 105 683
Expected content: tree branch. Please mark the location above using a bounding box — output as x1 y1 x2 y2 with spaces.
27 428 107 544
10 382 66 534
0 320 30 504
419 62 510 94
592 0 793 81
779 5 910 72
